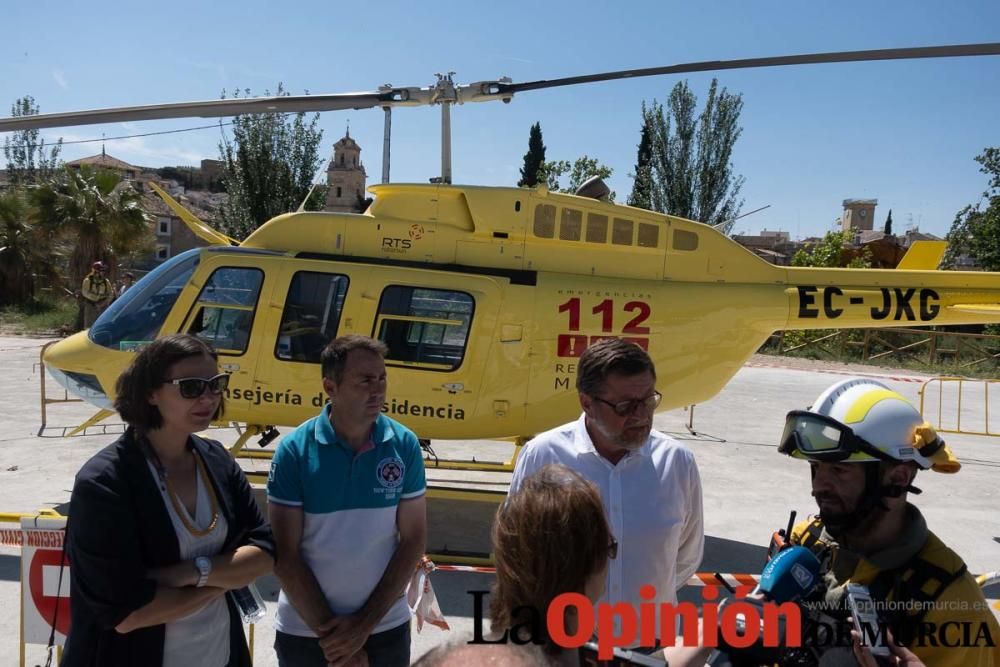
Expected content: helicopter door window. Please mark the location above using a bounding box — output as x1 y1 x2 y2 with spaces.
586 213 608 243
185 267 264 356
374 286 474 371
276 271 350 363
533 204 556 239
637 222 659 248
559 208 583 241
612 218 634 246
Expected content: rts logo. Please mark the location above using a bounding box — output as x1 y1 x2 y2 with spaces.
382 224 424 252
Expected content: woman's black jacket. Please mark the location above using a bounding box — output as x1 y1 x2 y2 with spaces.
61 429 275 667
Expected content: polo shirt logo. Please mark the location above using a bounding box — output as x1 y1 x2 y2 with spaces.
376 457 405 489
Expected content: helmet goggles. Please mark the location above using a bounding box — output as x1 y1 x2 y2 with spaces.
779 410 896 463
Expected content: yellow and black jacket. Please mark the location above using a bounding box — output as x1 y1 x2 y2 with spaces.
81 272 112 304
791 505 999 667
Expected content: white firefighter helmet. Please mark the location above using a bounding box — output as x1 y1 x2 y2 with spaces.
785 378 960 473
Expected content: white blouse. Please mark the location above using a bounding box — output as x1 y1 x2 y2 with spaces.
148 457 231 667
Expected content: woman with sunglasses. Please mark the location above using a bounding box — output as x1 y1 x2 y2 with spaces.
489 464 710 666
62 334 275 667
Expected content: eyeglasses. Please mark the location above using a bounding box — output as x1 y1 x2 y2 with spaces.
592 391 662 417
778 410 893 463
608 537 618 560
168 373 230 399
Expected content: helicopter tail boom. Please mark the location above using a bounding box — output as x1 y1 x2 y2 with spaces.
780 266 1000 330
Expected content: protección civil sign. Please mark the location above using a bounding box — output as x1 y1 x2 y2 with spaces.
20 516 70 645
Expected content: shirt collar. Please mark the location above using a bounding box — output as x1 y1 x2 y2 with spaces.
314 404 393 448
822 503 929 576
862 503 928 571
571 413 653 461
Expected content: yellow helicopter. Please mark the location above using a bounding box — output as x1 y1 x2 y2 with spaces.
6 43 1000 466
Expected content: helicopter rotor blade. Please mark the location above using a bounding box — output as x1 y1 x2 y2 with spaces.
495 43 1000 95
2 43 998 133
0 91 396 132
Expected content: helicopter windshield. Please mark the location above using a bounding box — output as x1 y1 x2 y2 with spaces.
89 249 201 351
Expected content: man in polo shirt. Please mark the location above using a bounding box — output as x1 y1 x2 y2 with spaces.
269 335 426 667
509 338 704 649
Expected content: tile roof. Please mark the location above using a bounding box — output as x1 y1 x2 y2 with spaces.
66 153 140 171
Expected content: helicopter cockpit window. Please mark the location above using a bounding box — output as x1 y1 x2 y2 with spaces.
375 286 474 371
185 267 264 356
586 213 608 243
276 271 349 363
88 248 201 351
612 218 634 245
559 208 583 241
637 222 660 248
533 204 556 239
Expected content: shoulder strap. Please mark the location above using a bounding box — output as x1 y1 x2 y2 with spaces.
799 518 826 551
869 553 968 626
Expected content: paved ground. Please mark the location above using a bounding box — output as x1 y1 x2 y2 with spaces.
1 336 998 665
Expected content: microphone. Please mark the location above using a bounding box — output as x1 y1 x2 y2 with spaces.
755 545 821 603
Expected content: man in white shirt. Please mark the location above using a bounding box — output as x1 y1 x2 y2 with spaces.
509 338 704 648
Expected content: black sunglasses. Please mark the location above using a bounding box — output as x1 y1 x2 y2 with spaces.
592 391 662 417
168 373 230 399
608 537 618 560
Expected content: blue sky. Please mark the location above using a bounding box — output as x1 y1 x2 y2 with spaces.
3 0 998 239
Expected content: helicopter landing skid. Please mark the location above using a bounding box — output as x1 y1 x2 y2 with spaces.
229 423 281 456
418 437 527 474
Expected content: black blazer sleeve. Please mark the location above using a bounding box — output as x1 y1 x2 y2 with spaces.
66 468 158 630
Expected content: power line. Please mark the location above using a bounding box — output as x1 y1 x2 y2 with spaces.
2 120 235 149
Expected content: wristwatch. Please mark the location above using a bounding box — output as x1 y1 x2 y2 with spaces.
194 556 212 587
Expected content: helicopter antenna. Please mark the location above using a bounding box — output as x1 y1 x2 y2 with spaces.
714 204 771 235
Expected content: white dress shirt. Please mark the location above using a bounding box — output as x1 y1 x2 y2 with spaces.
509 413 704 645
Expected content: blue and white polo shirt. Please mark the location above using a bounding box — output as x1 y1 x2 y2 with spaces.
267 406 426 637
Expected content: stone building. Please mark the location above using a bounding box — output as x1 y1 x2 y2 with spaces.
840 198 878 232
324 130 367 212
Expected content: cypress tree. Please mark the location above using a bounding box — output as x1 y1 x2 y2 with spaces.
517 122 546 187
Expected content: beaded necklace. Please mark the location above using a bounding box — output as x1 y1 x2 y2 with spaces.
146 439 221 537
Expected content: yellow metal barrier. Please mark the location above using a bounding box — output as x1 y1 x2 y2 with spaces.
919 376 999 437
37 341 126 437
37 341 84 435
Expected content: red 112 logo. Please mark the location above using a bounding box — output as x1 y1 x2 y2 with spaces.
556 298 651 357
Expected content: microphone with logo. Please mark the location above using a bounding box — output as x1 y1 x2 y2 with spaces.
755 545 822 603
709 547 822 667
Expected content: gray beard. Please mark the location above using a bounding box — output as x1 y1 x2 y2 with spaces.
609 426 650 450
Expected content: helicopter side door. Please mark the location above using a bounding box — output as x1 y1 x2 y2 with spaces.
246 258 363 428
165 252 279 421
360 267 518 440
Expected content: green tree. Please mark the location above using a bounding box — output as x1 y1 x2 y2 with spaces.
943 148 1000 272
217 84 324 239
0 189 56 305
539 156 615 200
884 209 893 236
518 122 547 187
792 230 872 268
644 79 744 230
628 106 654 209
3 96 62 186
31 167 151 288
